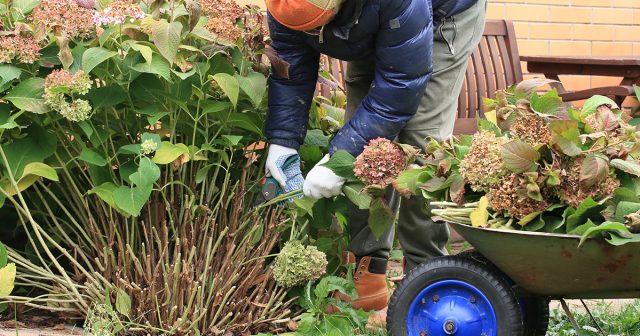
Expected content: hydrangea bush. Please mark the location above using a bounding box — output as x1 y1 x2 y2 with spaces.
0 0 302 333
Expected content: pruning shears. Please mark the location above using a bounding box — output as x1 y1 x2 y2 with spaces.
254 155 299 206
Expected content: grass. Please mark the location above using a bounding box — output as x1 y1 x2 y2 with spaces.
548 300 640 335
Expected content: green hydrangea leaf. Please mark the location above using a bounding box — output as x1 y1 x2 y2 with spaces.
580 153 609 188
304 129 329 147
579 221 632 247
392 168 426 197
566 198 605 233
606 232 640 246
546 170 561 186
514 78 558 100
82 47 118 74
113 184 152 217
0 242 7 268
614 201 640 223
79 148 108 167
530 89 564 115
293 197 317 217
368 197 394 239
153 142 189 165
611 158 640 177
151 20 183 64
501 139 540 173
343 183 372 210
569 219 597 236
212 73 239 108
115 288 131 318
5 78 49 114
129 157 160 187
321 150 356 180
477 118 502 136
525 215 546 232
549 120 582 157
236 72 267 107
88 182 119 210
130 54 172 81
581 95 619 117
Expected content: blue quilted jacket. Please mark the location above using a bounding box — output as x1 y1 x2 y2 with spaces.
266 0 476 156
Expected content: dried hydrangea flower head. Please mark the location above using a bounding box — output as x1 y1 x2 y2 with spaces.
0 35 40 64
487 173 548 219
44 70 93 122
31 0 95 39
509 111 552 145
272 240 327 288
199 0 244 42
557 157 620 208
354 138 414 187
459 132 509 192
624 210 640 233
93 0 145 26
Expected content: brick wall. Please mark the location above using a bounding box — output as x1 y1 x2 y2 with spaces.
487 0 640 106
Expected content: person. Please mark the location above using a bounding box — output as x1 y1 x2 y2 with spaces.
263 0 487 320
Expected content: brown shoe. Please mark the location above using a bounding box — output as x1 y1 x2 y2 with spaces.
333 251 390 312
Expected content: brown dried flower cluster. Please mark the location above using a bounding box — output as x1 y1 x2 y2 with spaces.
557 158 620 208
31 0 95 39
199 0 244 42
487 173 548 218
510 112 552 145
0 35 40 64
459 132 509 192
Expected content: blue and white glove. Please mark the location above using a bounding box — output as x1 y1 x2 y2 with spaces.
265 144 304 194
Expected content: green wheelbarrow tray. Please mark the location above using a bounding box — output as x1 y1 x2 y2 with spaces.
449 222 640 299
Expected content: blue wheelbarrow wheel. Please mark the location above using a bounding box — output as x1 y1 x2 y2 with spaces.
387 256 524 336
457 250 550 336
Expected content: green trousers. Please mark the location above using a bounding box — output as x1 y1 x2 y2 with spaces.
344 0 487 272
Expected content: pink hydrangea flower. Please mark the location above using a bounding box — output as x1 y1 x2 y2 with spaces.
75 0 95 9
31 0 95 39
0 35 40 64
93 0 145 26
354 138 409 187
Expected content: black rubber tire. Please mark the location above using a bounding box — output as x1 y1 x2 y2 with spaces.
521 297 550 336
387 255 524 336
457 250 550 336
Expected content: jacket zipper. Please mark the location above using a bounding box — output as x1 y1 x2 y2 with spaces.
319 25 325 43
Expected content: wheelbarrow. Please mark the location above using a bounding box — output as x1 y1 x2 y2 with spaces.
387 222 640 336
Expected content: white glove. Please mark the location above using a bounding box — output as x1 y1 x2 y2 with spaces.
265 144 299 188
303 154 346 199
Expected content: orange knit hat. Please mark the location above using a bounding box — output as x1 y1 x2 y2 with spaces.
267 0 342 31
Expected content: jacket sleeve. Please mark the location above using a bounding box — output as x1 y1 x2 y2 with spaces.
265 12 320 150
329 0 434 156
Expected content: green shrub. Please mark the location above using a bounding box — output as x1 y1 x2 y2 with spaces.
0 0 295 334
